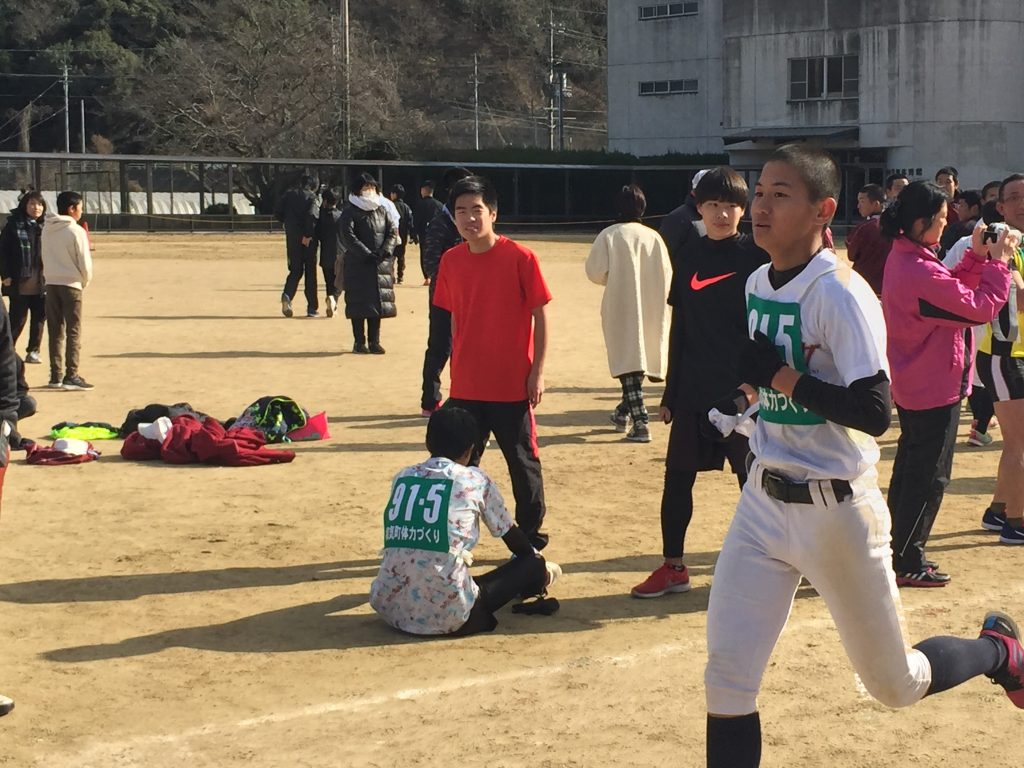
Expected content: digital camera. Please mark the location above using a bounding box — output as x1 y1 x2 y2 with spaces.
983 222 1009 245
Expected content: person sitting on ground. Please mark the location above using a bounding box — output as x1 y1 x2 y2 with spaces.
9 355 36 450
369 406 561 636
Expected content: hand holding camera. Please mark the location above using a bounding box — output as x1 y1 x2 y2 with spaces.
972 221 1021 264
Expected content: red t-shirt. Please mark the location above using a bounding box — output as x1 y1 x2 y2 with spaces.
433 236 552 401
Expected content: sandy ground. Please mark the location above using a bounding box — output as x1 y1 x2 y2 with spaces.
0 233 1021 768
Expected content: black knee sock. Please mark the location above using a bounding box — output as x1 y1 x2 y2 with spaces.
707 712 761 768
915 635 1007 696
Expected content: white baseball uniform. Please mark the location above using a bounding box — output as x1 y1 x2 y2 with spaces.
704 250 933 715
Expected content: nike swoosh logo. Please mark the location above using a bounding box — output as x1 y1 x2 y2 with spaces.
690 271 737 291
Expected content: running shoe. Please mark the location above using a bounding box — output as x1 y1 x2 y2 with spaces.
967 429 994 447
326 296 337 318
982 506 1008 532
609 411 629 432
999 521 1024 545
62 375 94 391
24 350 40 364
352 342 369 354
306 310 319 318
369 343 386 355
545 561 562 590
980 611 1024 708
281 293 293 318
0 693 12 717
631 563 691 598
895 567 950 587
625 422 651 443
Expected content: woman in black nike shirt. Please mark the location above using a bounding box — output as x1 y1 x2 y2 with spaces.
631 167 769 598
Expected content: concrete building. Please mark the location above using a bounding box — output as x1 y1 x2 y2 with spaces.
608 0 1024 193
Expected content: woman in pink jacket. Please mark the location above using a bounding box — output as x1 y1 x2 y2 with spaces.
881 181 1015 587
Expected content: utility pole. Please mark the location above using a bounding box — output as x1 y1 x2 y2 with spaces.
548 8 555 151
62 62 70 153
340 0 351 158
471 53 480 150
557 72 567 151
80 99 86 153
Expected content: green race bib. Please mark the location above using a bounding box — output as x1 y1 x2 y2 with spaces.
383 476 453 553
747 295 826 425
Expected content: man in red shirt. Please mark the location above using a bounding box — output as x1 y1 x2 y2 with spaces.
432 176 552 550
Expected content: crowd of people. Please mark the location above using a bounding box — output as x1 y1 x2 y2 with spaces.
356 148 1024 767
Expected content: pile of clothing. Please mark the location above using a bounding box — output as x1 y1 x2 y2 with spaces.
121 415 295 467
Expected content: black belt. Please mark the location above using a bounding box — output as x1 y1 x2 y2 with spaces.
761 469 852 505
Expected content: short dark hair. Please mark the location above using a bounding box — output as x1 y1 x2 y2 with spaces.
885 173 909 191
390 184 405 198
420 180 435 191
694 166 748 206
426 407 479 460
301 175 319 192
55 191 82 215
766 144 840 203
999 173 1024 201
981 200 1004 225
450 175 498 212
349 172 379 198
982 180 1002 197
858 184 885 205
442 166 473 206
879 181 948 239
16 190 46 219
935 166 959 184
321 187 340 208
615 184 646 220
955 189 982 211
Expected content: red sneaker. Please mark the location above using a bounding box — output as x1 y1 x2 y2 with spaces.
981 611 1024 708
630 563 691 598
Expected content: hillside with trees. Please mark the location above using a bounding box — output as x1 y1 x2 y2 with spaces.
0 0 608 159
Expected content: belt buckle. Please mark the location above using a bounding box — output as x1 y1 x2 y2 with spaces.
762 469 788 502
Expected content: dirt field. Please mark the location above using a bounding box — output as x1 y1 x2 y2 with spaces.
0 233 1020 767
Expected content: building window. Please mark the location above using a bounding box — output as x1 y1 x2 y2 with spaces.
639 79 698 95
789 55 858 100
638 2 699 21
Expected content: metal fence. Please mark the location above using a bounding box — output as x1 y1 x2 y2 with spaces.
0 151 884 235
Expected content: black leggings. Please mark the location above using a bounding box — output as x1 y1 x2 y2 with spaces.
351 317 381 344
661 468 747 559
455 556 547 636
968 386 995 434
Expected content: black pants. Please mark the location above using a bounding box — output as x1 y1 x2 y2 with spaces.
661 467 747 559
445 398 548 550
282 234 318 313
393 243 406 283
421 286 452 410
455 556 547 636
887 402 960 572
968 386 995 434
351 317 381 345
320 256 338 300
8 293 45 352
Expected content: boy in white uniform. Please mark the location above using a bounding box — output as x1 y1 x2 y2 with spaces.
703 145 1024 767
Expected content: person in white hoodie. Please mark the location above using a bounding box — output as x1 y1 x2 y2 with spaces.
41 191 93 390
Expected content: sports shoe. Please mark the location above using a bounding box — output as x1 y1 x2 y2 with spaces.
326 296 337 318
625 422 651 443
306 310 319 318
544 561 562 590
0 693 12 717
25 350 40 364
609 411 629 432
999 520 1024 545
895 567 950 588
368 342 386 355
353 342 369 354
980 611 1024 708
62 374 94 391
281 293 293 318
982 506 1007 532
48 373 63 388
967 429 994 447
631 563 691 598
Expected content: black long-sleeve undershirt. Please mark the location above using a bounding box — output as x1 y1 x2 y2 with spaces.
790 370 892 437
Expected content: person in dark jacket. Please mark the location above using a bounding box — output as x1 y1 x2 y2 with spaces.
389 184 414 285
0 271 21 718
275 175 320 318
316 187 344 318
415 181 444 284
847 183 891 296
657 169 709 271
339 173 399 354
419 167 472 415
0 191 47 363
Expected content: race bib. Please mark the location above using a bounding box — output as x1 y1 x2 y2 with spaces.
747 295 826 425
383 476 452 553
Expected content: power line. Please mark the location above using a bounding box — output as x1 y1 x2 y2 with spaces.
0 79 62 136
0 106 64 147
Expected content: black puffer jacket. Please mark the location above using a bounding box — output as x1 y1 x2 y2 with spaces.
339 202 399 319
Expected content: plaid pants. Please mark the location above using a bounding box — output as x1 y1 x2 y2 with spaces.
615 372 648 424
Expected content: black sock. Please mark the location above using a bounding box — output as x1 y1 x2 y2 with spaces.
707 712 761 768
915 635 1007 696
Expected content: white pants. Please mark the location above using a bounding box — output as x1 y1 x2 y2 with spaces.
704 462 933 715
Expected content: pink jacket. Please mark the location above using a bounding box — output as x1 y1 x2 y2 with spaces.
882 236 1010 410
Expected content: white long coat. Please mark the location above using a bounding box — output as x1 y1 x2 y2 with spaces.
585 221 671 379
